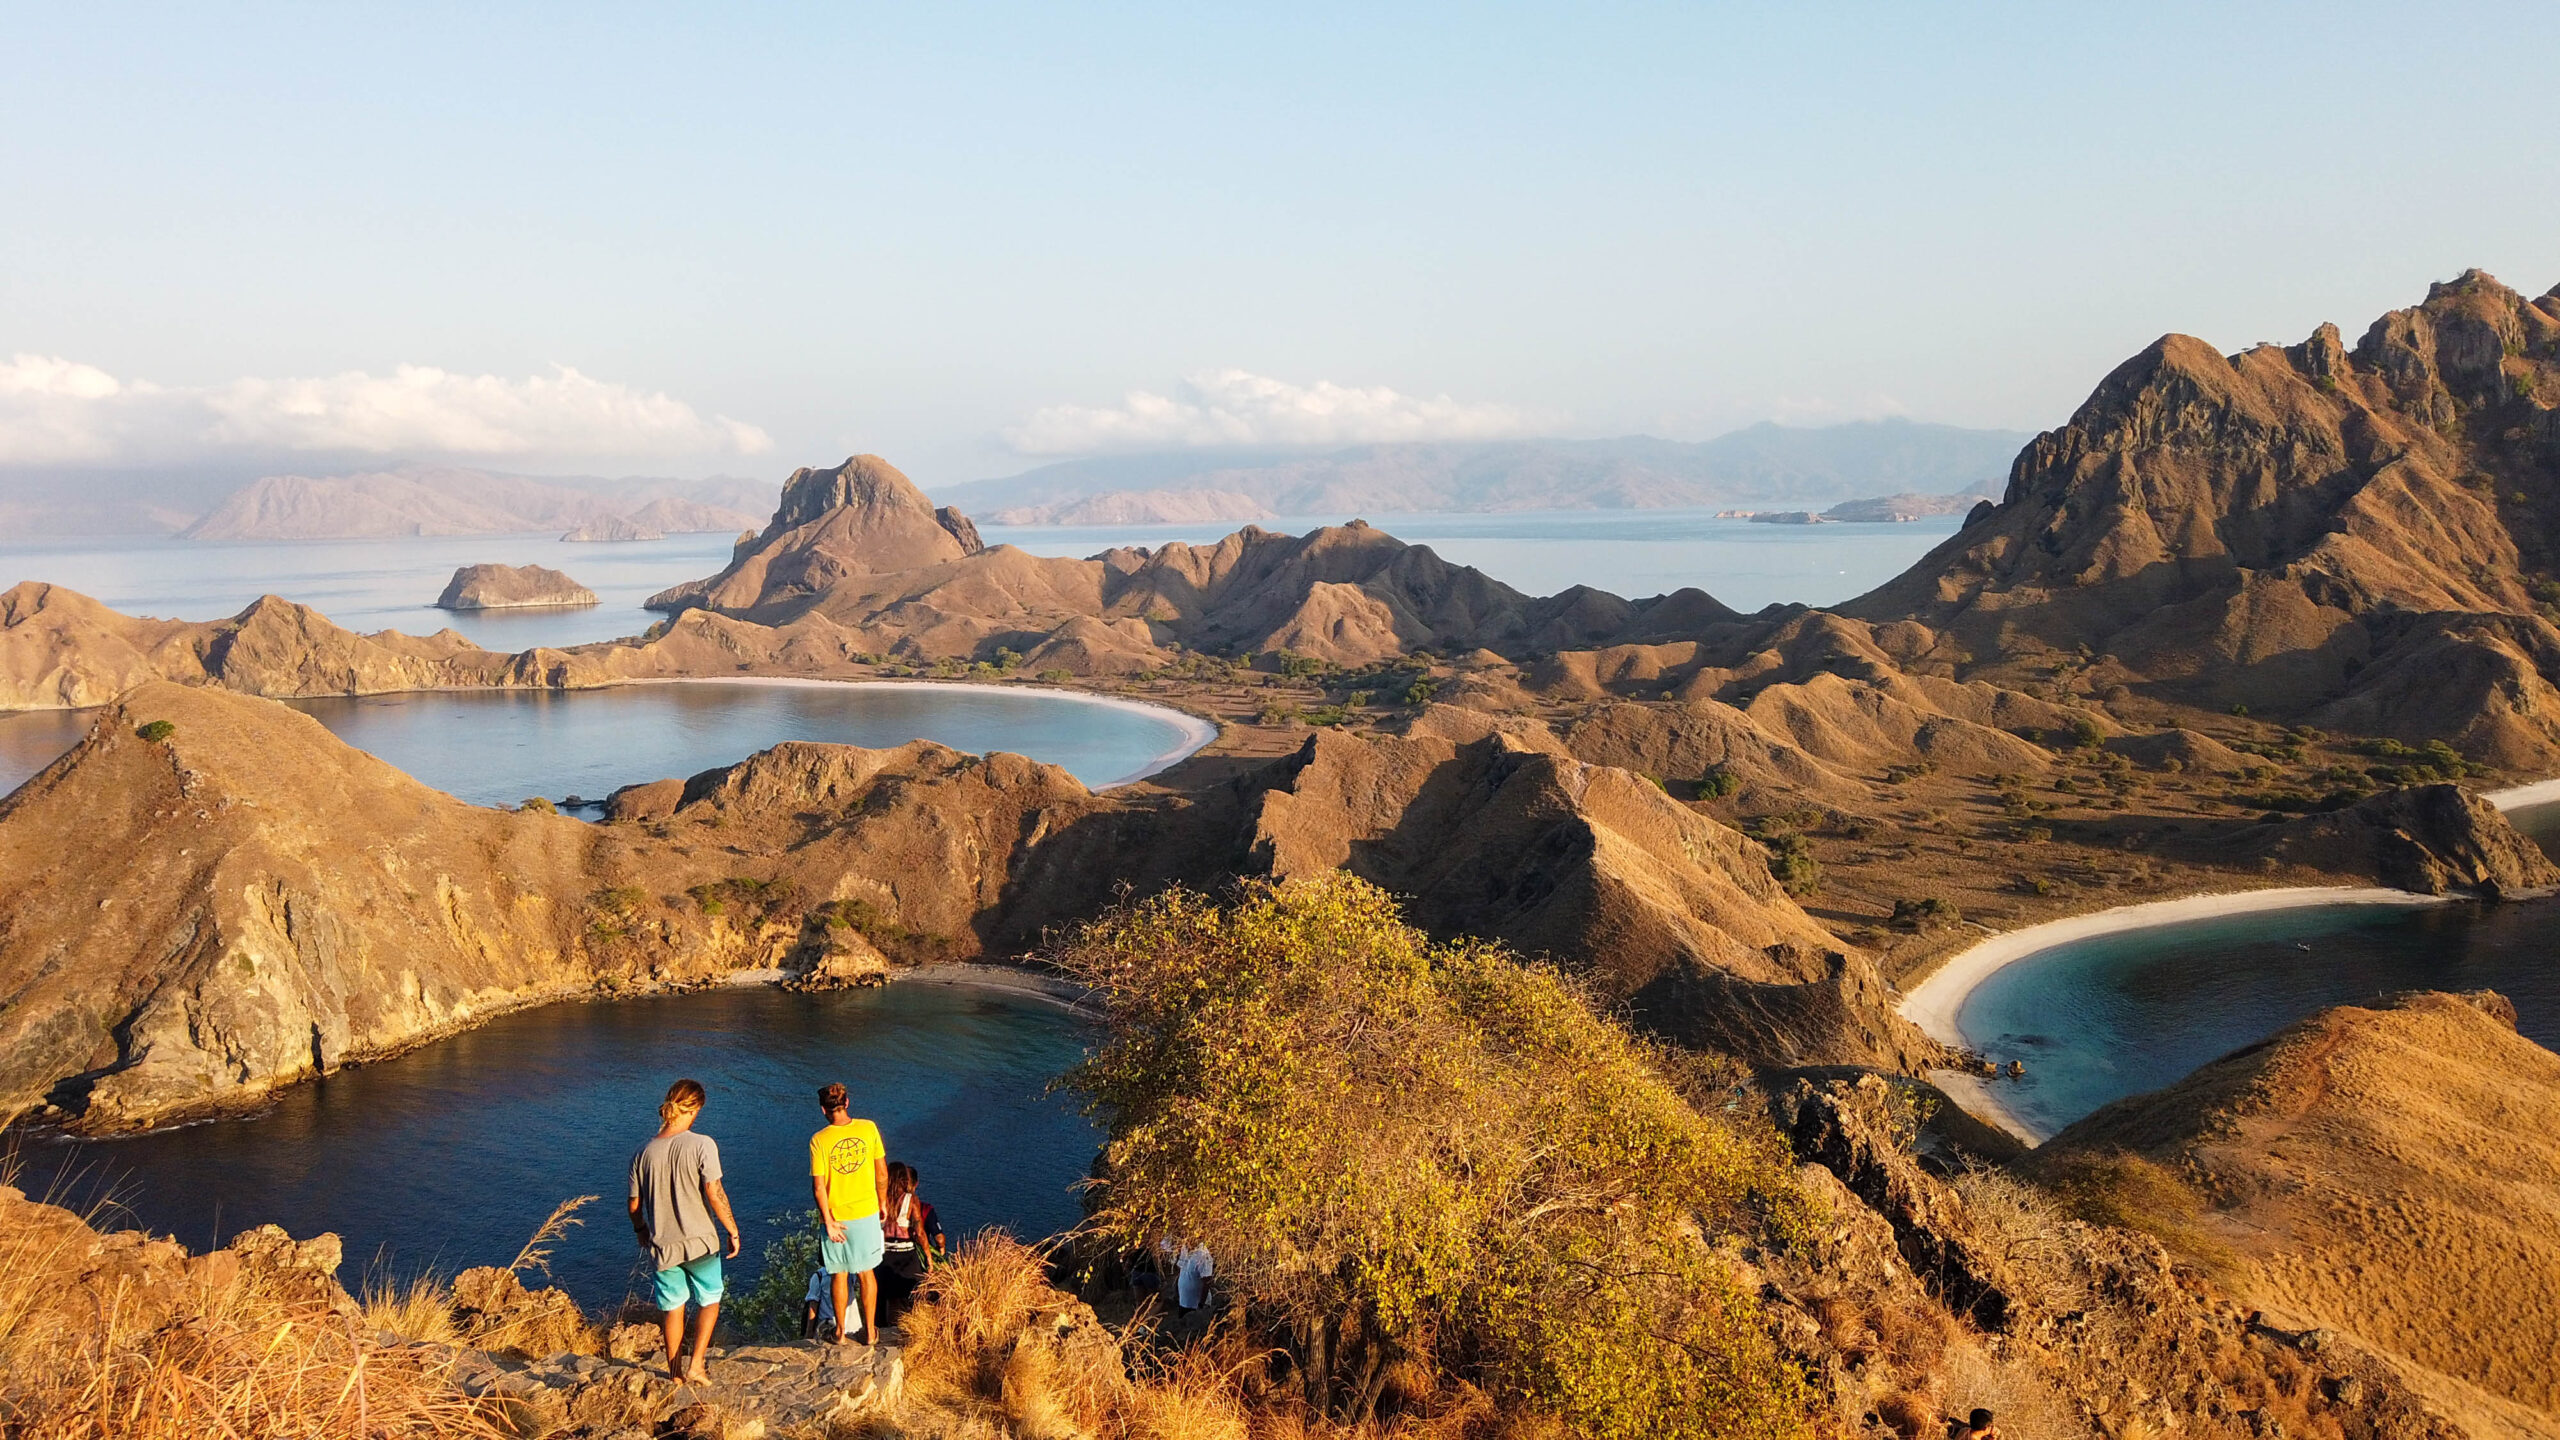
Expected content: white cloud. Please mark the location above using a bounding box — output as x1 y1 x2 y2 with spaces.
0 354 770 466
1004 369 1540 455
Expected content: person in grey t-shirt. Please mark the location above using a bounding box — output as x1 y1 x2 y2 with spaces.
629 1077 742 1383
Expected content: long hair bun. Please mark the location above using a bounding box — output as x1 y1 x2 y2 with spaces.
659 1077 707 1123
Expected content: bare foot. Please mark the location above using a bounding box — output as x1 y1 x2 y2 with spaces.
683 1361 712 1385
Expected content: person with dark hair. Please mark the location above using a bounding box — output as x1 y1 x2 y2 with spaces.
628 1078 741 1384
809 1081 888 1348
876 1160 947 1323
1952 1408 1999 1439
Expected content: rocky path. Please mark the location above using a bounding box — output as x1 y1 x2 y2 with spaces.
419 1328 905 1439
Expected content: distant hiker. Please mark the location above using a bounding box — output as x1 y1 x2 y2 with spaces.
877 1160 947 1322
629 1077 742 1385
809 1081 889 1347
1172 1240 1214 1313
1951 1409 1999 1440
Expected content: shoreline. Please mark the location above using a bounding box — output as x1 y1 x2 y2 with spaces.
615 674 1222 788
898 961 1100 1016
1898 885 2452 1144
2485 776 2560 810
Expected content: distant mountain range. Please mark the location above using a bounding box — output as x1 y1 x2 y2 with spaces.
176 468 771 541
938 419 2027 524
0 466 772 542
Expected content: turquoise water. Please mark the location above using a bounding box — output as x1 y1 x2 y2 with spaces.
0 680 1208 804
1952 897 2560 1139
11 983 1099 1311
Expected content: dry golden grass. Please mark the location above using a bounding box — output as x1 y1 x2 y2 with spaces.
0 1207 507 1440
361 1272 461 1347
895 1231 1605 1440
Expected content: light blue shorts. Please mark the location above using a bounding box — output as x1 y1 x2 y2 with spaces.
821 1214 884 1274
652 1252 724 1310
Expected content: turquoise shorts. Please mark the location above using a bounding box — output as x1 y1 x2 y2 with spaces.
821 1214 884 1274
652 1252 724 1310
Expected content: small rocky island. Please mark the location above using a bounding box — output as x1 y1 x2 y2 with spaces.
560 515 664 542
434 563 600 611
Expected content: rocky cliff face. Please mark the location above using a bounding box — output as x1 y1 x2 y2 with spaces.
2040 989 2560 1433
1239 726 1941 1069
638 459 1739 671
645 455 987 616
2213 783 2560 895
1849 270 2560 764
436 563 600 609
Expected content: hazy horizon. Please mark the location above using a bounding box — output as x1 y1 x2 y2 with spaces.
7 4 2557 494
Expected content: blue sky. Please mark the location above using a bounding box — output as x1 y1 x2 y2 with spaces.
3 2 2554 487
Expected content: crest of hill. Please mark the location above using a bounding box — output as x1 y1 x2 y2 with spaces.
2038 989 2560 1434
1848 269 2560 765
642 455 1742 668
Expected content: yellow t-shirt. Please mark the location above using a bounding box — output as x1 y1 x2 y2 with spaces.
809 1118 885 1221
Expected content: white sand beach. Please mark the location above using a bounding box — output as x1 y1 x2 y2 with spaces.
638 674 1222 787
2486 776 2560 810
1900 886 2453 1143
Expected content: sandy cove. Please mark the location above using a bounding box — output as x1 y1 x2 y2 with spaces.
1897 886 2454 1143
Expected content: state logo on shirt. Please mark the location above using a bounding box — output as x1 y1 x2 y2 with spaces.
827 1134 872 1174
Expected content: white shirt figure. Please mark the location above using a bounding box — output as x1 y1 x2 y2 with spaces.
1175 1243 1214 1311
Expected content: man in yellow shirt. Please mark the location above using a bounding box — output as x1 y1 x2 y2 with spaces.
808 1081 889 1347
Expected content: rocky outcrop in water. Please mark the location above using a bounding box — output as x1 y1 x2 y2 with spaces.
437 563 601 609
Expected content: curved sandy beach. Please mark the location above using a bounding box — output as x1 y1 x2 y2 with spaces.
2486 776 2560 810
1899 886 2453 1143
632 674 1222 788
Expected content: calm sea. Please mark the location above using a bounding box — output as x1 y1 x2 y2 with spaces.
9 984 1100 1311
0 511 1960 651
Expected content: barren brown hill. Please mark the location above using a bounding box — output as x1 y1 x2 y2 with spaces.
0 684 1123 1130
0 582 538 708
641 453 1738 669
1241 725 1939 1070
1847 270 2560 766
2040 990 2560 1435
1 680 1907 1129
644 454 987 614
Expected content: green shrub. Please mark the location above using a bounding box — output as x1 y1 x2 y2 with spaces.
1402 679 1439 706
1695 768 1741 799
1058 876 1810 1437
729 1208 824 1340
519 796 556 814
1037 668 1074 684
1761 833 1820 896
1890 896 1960 930
135 720 176 743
